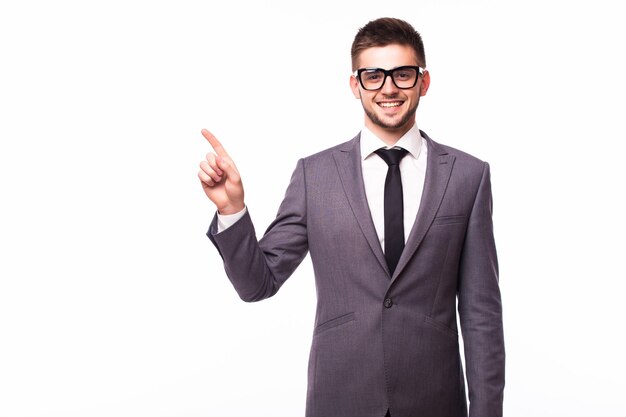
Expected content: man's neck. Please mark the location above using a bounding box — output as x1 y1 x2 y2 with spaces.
364 119 416 147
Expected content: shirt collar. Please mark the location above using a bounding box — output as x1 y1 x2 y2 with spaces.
360 123 423 161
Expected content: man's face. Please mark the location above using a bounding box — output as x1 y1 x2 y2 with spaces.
350 44 430 139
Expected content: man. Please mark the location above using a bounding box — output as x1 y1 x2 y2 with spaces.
198 17 504 417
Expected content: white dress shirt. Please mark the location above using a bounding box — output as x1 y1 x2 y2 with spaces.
216 125 428 252
360 124 427 249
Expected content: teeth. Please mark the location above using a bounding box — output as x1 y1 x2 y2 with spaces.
379 102 402 108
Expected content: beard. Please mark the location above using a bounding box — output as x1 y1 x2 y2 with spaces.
362 99 419 130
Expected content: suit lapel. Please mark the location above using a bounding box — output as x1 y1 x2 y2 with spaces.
333 134 389 275
391 132 456 281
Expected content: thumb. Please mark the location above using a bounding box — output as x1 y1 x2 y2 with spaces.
216 155 240 182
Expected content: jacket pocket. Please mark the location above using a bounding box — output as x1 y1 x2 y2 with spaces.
423 315 458 340
432 214 467 226
314 312 355 336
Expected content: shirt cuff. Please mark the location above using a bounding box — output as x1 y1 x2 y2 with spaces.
216 206 248 233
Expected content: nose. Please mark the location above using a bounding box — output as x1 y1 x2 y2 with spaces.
380 74 399 95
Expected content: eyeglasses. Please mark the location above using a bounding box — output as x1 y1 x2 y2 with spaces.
355 66 424 91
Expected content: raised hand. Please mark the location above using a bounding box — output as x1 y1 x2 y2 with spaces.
198 129 245 215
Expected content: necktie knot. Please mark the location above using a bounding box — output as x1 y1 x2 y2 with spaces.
375 148 409 166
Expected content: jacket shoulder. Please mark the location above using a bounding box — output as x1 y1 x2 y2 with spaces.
423 131 489 170
299 134 359 164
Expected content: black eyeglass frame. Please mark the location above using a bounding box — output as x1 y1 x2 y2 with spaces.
355 65 425 91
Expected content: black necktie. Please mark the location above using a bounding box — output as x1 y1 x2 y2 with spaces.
375 148 409 276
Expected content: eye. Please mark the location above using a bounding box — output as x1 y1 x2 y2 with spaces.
364 71 382 81
395 70 412 80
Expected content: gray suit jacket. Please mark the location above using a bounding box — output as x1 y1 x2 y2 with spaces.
207 131 505 417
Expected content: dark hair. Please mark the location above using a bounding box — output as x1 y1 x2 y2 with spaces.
351 17 426 71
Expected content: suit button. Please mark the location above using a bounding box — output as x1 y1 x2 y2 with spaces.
384 298 393 308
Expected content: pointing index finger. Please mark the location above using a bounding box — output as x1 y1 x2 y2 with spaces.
201 129 230 159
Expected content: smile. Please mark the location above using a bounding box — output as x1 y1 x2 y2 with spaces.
377 101 403 108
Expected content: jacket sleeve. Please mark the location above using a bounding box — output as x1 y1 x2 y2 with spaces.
457 162 505 417
207 159 309 302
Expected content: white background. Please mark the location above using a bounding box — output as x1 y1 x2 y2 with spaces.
1 0 625 416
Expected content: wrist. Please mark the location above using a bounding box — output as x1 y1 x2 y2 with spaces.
218 202 245 216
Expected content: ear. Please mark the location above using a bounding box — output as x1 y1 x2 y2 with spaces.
350 75 361 99
419 70 431 97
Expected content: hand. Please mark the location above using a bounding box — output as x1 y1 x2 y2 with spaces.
198 129 245 215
